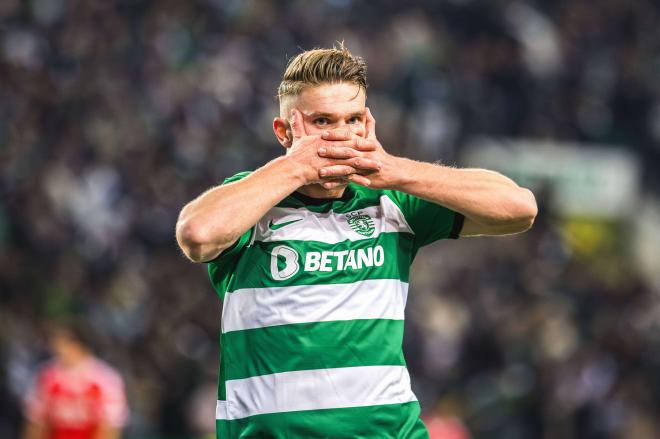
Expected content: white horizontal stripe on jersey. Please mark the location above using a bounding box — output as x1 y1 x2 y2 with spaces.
254 195 413 245
221 279 408 333
215 365 417 420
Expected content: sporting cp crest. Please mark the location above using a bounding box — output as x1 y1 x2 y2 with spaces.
346 211 375 237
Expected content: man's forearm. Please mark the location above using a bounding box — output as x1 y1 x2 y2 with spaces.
391 157 537 229
176 156 304 262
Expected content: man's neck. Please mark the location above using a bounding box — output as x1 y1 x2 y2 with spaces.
296 183 347 199
58 350 92 369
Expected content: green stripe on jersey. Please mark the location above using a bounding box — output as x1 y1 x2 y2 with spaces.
216 401 429 439
276 185 384 214
223 232 414 293
221 319 405 381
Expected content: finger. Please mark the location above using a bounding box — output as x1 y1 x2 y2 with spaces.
352 138 378 152
348 157 381 171
321 179 346 190
318 146 359 159
290 108 307 139
321 130 353 141
350 137 373 150
319 138 375 155
318 165 357 178
342 137 374 151
347 174 371 187
365 107 376 140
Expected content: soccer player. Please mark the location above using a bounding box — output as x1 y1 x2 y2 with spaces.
22 322 128 439
176 45 537 438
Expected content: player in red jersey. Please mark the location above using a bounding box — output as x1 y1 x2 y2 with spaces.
22 323 128 439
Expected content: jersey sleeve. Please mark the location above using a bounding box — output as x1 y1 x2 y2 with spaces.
203 171 254 265
97 365 129 427
385 190 464 251
23 370 48 422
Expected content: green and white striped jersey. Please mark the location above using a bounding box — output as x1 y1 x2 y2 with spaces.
208 171 463 438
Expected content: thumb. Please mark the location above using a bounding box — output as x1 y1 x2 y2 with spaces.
365 107 377 140
290 108 307 139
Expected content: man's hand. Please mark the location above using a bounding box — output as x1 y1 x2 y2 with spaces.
317 108 399 190
287 109 381 187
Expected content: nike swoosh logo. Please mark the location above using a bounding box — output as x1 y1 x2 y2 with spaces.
269 218 302 230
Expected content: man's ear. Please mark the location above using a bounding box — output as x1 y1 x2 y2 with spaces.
273 117 292 148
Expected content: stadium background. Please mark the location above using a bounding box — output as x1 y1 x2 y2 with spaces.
2 0 660 437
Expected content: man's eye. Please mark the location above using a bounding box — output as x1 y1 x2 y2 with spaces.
314 118 330 126
348 117 361 124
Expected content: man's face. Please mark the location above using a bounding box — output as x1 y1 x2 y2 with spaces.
276 82 367 149
49 331 86 366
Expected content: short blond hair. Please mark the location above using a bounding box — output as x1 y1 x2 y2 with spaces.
277 44 367 99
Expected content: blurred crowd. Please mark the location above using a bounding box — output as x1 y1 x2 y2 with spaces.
2 0 659 437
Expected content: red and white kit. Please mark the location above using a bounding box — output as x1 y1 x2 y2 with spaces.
25 357 128 439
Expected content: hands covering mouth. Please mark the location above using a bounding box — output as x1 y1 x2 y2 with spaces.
288 107 398 190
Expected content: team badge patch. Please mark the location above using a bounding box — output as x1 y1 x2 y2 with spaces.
346 211 375 237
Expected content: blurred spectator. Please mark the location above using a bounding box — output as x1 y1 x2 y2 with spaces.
424 416 471 439
22 322 128 439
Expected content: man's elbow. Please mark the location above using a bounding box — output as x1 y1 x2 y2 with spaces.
176 219 206 262
513 188 538 232
492 188 537 234
175 218 226 263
